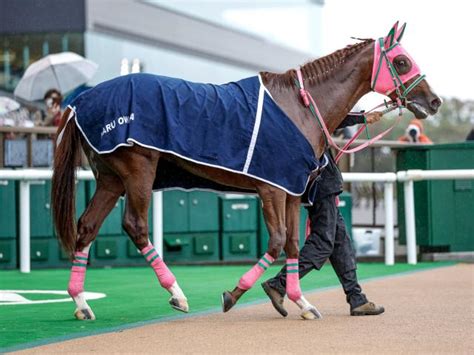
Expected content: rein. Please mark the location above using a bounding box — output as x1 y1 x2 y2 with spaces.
295 36 425 162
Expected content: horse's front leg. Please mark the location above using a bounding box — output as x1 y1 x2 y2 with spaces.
222 186 286 312
284 196 322 320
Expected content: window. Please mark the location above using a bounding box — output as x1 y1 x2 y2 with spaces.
0 32 84 92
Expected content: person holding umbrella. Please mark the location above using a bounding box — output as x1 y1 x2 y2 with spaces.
14 52 97 130
35 89 63 127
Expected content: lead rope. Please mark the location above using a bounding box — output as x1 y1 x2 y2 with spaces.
334 99 403 162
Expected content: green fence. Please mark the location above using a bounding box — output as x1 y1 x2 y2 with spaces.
397 142 474 252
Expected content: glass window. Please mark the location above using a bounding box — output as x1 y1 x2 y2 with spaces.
0 33 84 92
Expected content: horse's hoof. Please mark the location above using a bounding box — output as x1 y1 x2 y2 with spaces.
300 306 322 320
74 308 96 320
221 291 236 313
169 297 189 313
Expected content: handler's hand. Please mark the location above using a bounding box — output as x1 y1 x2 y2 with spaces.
365 111 383 124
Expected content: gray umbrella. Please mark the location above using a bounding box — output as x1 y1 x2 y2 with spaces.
14 52 98 101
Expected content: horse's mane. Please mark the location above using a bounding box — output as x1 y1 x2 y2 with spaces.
261 38 374 87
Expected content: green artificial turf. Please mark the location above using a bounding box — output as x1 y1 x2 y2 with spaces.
0 262 453 351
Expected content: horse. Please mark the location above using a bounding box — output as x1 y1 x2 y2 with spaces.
52 22 441 321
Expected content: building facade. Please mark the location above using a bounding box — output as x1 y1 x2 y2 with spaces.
1 0 324 93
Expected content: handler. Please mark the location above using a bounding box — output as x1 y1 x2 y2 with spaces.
262 111 385 317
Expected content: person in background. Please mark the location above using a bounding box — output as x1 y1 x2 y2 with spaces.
398 119 433 144
262 111 385 317
35 89 63 127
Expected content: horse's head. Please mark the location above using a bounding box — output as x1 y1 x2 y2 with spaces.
371 22 442 119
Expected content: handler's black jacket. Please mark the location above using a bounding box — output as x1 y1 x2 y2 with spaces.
316 114 365 199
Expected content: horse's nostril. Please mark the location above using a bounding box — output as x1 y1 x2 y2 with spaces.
431 97 442 110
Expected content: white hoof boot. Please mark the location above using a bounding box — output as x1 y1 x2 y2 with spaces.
167 281 189 313
300 306 322 320
72 293 96 320
295 296 323 320
74 307 96 320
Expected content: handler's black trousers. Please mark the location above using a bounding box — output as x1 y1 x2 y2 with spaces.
267 194 368 309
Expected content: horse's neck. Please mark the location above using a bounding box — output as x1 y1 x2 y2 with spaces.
264 45 373 158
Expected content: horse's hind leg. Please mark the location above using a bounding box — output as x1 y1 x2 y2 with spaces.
68 172 124 320
118 150 189 313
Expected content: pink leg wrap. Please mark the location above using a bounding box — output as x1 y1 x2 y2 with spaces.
286 258 302 302
68 251 89 298
238 253 275 290
141 244 176 289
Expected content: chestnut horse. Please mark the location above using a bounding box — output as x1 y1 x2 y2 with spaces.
52 22 440 321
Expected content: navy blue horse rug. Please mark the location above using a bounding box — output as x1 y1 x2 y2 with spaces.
66 73 325 199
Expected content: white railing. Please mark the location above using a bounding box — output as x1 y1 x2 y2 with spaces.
0 169 473 272
0 169 162 273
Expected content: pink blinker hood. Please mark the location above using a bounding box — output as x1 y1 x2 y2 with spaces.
371 22 422 96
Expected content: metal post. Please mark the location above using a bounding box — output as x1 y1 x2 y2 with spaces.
152 191 163 258
384 182 394 265
404 180 417 264
19 181 31 273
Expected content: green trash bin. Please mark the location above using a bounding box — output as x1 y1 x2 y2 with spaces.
0 180 17 269
163 190 189 234
163 233 192 263
30 181 53 238
220 195 258 261
0 239 16 269
27 181 88 268
188 191 219 232
90 235 123 267
164 190 220 233
163 232 219 263
163 190 220 263
397 142 474 252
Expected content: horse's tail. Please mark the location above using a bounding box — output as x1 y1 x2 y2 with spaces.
52 108 81 259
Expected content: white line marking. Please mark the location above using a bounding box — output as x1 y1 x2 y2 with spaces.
0 290 106 306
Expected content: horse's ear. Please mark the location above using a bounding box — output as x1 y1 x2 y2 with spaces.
384 21 399 47
396 23 407 42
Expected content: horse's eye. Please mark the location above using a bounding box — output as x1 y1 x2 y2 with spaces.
393 55 412 75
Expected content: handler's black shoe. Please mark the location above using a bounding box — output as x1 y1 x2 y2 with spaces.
350 301 385 316
261 281 288 317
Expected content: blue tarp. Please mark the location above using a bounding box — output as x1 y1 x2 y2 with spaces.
70 73 324 198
